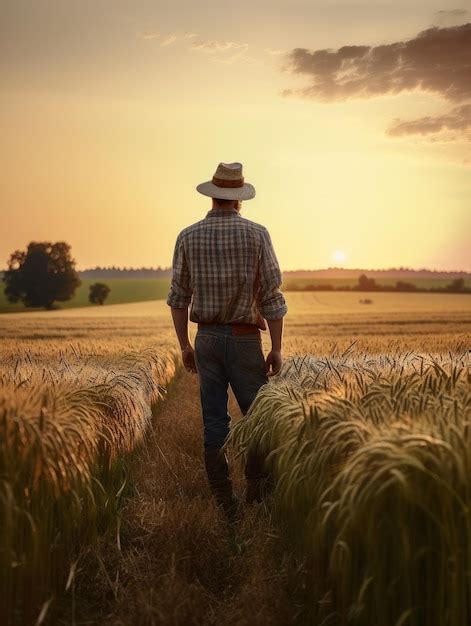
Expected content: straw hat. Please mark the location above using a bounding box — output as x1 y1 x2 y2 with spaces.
196 162 256 201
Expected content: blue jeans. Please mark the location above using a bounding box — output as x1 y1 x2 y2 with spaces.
194 324 268 451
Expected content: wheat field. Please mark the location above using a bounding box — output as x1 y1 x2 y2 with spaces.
229 348 470 625
0 292 470 625
0 316 177 624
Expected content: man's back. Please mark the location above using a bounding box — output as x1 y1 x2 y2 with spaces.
167 161 287 520
167 207 287 329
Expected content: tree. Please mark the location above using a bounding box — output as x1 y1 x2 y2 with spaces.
395 281 418 291
3 242 80 309
446 277 465 292
89 282 110 305
357 274 377 290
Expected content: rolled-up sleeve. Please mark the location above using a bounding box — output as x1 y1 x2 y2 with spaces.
167 232 192 309
257 228 288 320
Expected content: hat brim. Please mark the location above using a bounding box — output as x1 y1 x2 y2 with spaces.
196 181 256 201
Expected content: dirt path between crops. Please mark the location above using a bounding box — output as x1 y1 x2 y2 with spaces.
64 368 297 626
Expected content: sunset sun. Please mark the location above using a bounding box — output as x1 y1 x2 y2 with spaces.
332 249 348 265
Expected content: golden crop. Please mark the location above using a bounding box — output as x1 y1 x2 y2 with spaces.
0 332 177 624
229 346 471 626
1 293 469 624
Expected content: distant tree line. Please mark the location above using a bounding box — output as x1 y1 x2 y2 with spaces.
79 267 172 279
283 267 470 279
286 274 471 294
3 243 469 311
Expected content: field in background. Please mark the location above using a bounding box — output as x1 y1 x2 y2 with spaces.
2 275 470 313
283 276 471 289
0 278 171 313
1 292 470 625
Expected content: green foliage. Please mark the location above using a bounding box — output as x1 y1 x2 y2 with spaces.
448 277 465 291
395 280 418 291
357 273 377 290
283 277 471 292
89 282 111 305
3 242 80 310
0 278 171 313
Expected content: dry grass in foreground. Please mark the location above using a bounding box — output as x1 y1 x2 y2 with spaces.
0 339 176 625
55 369 298 626
230 347 471 626
2 301 469 625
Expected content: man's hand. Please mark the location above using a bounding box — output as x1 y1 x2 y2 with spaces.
265 350 282 377
182 345 197 374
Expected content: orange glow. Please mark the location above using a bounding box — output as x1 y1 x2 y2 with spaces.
1 2 469 271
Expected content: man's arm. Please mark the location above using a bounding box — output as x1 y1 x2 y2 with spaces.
167 233 196 373
258 228 288 376
266 317 284 377
171 307 196 373
171 307 191 350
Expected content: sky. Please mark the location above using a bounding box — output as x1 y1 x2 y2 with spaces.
1 0 470 271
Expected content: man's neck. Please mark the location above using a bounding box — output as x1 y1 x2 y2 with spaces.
207 207 240 217
211 200 240 211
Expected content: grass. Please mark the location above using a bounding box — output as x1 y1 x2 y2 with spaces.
0 278 171 313
2 276 470 314
228 348 471 626
0 337 176 624
1 295 470 625
52 370 298 626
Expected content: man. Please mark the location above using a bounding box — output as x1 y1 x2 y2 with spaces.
167 162 288 522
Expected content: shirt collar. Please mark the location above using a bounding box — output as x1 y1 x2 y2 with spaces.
205 208 241 218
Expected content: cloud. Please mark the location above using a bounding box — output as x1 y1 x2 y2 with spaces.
160 34 177 47
137 31 160 40
214 52 260 66
387 103 471 137
282 22 471 154
188 38 260 66
190 39 248 53
185 32 198 39
434 9 469 25
265 47 285 56
283 23 471 103
436 8 468 17
137 31 177 46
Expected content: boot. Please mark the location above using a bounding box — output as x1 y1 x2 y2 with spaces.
244 448 273 504
204 447 238 524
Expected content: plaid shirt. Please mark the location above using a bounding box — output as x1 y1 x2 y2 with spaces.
167 208 288 329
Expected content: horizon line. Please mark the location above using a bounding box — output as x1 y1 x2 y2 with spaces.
76 265 471 274
2 265 469 274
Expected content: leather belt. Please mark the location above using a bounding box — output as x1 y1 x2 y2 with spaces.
198 322 260 336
